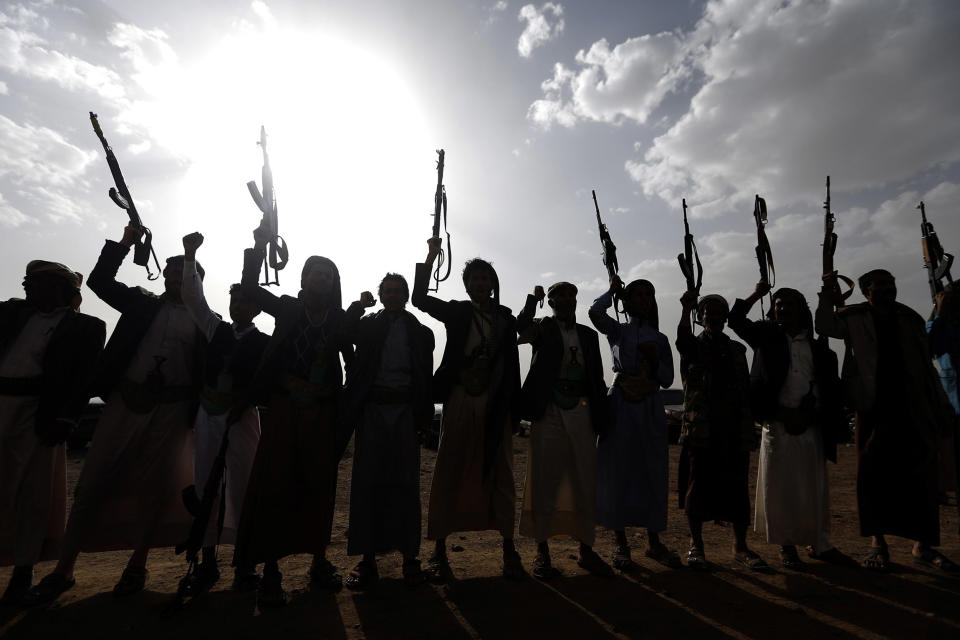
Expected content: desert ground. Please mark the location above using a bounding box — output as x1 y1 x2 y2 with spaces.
1 436 959 639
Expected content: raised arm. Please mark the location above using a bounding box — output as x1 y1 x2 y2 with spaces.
238 228 283 318
727 280 772 348
516 287 545 345
675 290 698 359
341 292 374 345
87 225 146 313
411 237 457 323
814 278 848 339
181 232 222 342
927 290 957 358
588 281 622 339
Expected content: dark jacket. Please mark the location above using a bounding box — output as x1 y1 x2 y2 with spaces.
728 298 844 461
200 319 270 413
238 248 353 406
87 240 204 399
0 299 106 435
411 262 521 475
341 304 435 432
516 294 608 434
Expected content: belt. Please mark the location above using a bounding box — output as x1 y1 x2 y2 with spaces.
200 385 236 415
0 375 42 396
614 372 659 403
280 373 335 401
553 378 586 398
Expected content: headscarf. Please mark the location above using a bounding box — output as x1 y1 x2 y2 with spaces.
301 255 343 309
623 278 659 330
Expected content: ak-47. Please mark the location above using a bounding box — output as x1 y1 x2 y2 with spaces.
174 420 234 604
428 149 452 292
677 198 702 294
918 201 954 303
247 126 288 286
89 112 161 280
753 194 775 312
593 190 622 319
822 176 854 300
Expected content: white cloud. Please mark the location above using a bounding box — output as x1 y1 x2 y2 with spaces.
517 3 564 58
0 191 33 228
0 115 96 225
0 80 7 94
107 23 178 97
531 0 960 215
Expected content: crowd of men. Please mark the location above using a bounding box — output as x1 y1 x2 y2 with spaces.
0 224 958 610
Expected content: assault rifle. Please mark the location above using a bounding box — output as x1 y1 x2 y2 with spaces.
677 198 702 294
89 112 161 280
822 176 854 300
753 194 775 313
174 418 234 604
593 190 622 320
918 201 954 303
428 149 452 292
246 126 288 286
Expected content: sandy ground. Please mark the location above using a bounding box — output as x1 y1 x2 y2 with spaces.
1 436 959 639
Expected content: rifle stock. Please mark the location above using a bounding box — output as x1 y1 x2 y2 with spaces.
822 176 854 300
592 190 623 319
677 198 702 294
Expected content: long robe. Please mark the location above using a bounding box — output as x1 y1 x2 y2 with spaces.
60 302 198 554
427 318 515 540
0 309 69 566
589 291 674 532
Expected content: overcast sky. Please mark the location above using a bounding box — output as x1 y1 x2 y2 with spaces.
2 0 959 386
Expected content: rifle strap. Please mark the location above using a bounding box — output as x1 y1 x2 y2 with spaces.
822 272 856 301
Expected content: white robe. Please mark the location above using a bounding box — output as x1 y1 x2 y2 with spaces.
754 332 833 553
0 308 69 566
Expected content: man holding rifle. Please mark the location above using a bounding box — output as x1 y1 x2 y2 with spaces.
30 224 205 602
413 237 524 582
174 232 269 597
817 269 957 571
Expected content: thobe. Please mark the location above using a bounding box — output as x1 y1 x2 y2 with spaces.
754 331 832 553
0 309 69 565
589 291 674 532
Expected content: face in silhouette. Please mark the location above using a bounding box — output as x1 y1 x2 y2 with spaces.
700 300 728 333
774 293 801 330
627 282 655 320
23 272 71 311
550 288 577 322
303 262 335 298
163 261 184 298
379 279 408 313
864 273 897 309
229 288 261 327
465 266 493 305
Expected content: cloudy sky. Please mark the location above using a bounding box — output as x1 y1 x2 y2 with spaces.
2 0 959 385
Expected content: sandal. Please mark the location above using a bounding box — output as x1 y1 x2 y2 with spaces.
577 548 615 578
733 550 771 573
502 550 527 581
113 566 148 597
611 545 636 571
912 549 960 574
862 546 890 572
257 571 287 608
646 544 682 569
532 553 560 581
779 546 803 570
345 559 379 591
23 572 75 606
425 553 454 584
402 559 427 588
686 546 708 571
308 559 343 592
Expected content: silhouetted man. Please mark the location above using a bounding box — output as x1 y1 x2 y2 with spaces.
30 224 204 602
413 238 524 582
0 261 104 605
729 283 855 569
342 273 434 589
817 269 956 571
176 232 269 596
676 292 764 570
516 282 613 579
927 285 960 533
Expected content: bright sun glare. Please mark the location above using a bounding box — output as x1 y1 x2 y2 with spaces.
133 17 437 313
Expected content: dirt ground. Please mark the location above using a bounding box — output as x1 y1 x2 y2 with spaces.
2 437 959 640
